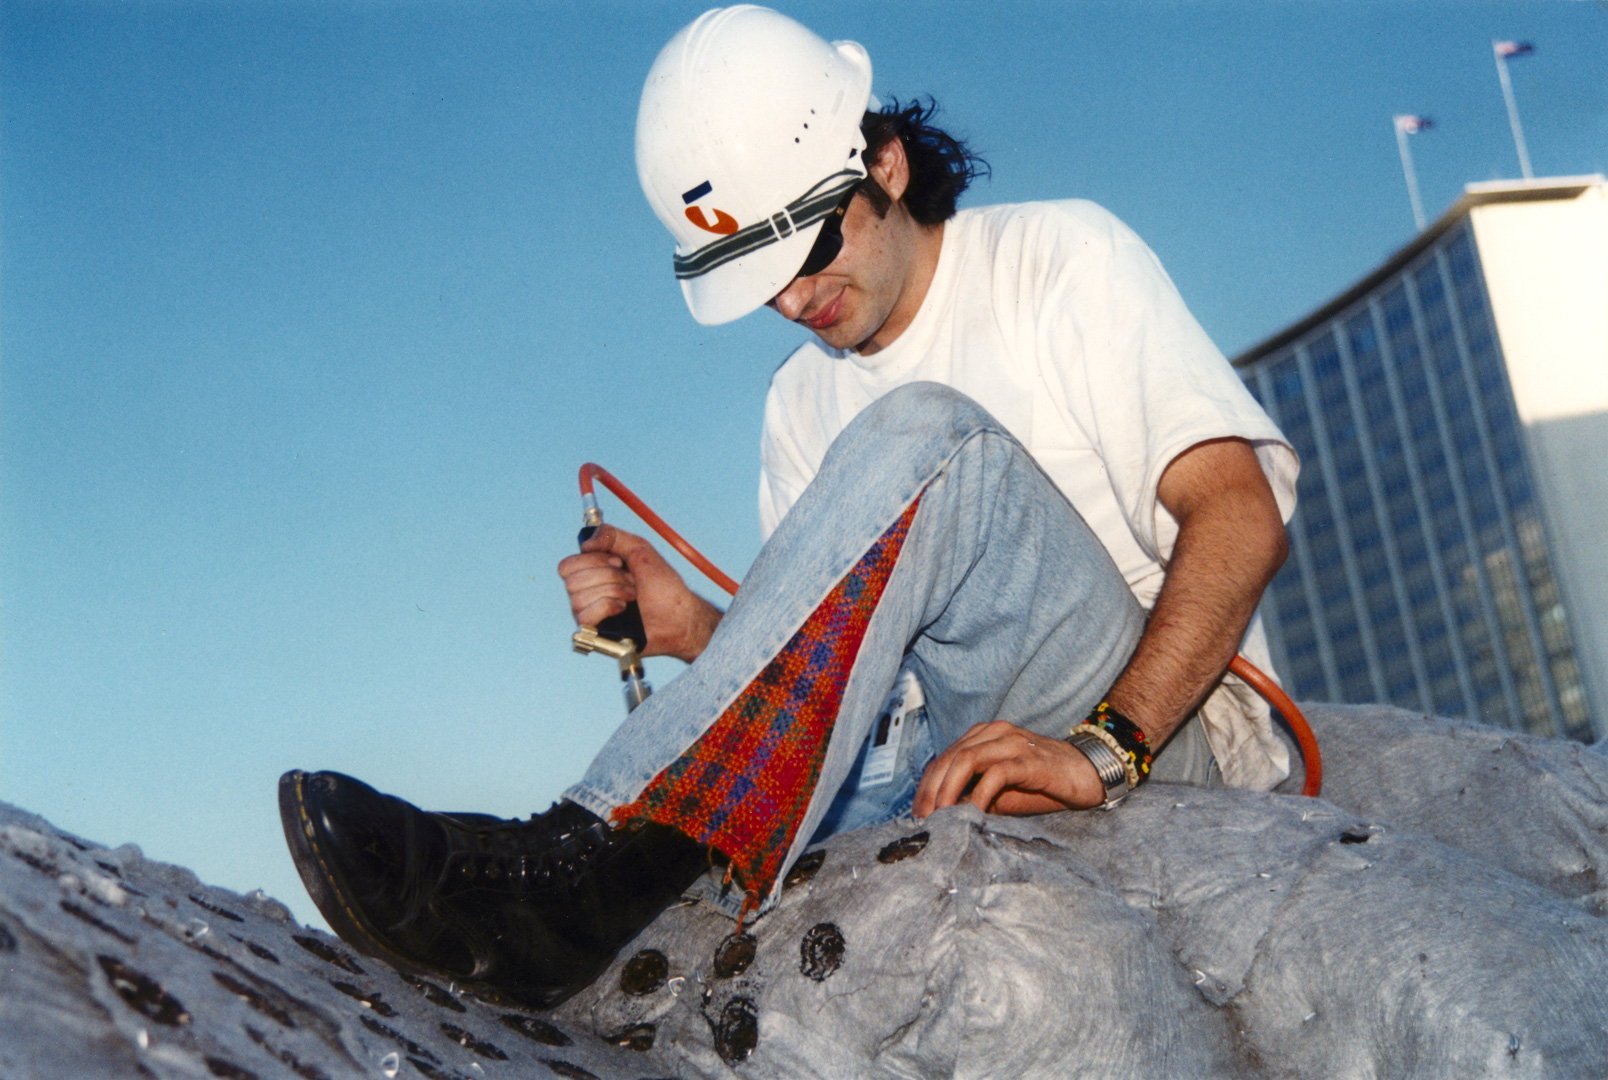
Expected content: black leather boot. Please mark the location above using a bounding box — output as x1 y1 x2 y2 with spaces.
278 770 708 1009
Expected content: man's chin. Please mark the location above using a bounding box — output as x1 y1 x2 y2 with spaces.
810 319 875 353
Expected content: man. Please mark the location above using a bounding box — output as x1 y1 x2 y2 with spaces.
279 6 1294 1011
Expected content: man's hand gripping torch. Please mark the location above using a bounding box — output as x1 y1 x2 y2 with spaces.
572 490 654 713
570 464 742 716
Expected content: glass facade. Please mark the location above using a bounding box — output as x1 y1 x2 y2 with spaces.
1241 221 1595 741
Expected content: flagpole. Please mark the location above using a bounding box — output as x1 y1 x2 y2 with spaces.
1493 40 1534 180
1394 116 1427 231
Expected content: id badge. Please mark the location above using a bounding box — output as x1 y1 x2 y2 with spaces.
858 667 924 790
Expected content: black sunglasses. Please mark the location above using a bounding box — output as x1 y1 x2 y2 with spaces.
793 187 858 279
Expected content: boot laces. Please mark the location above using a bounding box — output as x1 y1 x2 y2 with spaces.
445 804 613 891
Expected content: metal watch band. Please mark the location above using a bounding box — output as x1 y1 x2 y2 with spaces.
1068 732 1132 809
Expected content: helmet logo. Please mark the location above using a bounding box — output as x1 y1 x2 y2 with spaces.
682 180 738 235
685 206 739 234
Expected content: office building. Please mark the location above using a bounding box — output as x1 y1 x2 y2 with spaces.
1236 176 1606 742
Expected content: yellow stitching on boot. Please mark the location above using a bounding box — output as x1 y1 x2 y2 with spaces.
295 775 388 962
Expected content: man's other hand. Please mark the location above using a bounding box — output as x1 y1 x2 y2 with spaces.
556 525 722 664
912 720 1108 818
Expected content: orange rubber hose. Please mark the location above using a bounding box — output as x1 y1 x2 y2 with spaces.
1229 655 1322 797
579 461 1322 797
579 464 742 596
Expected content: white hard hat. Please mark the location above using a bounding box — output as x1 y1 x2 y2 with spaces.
636 6 875 325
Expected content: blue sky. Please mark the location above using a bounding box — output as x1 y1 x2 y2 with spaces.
3 1 1604 929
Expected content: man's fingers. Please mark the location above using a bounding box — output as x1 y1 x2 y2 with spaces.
569 571 635 603
914 737 984 817
966 758 1030 814
571 580 635 617
573 596 627 626
914 744 979 818
916 735 1027 817
950 741 1034 811
913 722 1101 818
562 558 638 625
562 564 633 599
913 721 1014 811
560 560 633 593
558 549 626 582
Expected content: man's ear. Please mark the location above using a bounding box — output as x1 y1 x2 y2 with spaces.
868 134 910 204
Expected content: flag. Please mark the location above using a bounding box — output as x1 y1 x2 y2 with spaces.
1495 41 1534 59
1395 115 1434 134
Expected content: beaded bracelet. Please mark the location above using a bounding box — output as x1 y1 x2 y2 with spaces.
1076 701 1153 786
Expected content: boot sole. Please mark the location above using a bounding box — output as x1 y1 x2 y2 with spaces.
277 770 458 985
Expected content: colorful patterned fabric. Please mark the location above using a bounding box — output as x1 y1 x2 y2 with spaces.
614 499 920 901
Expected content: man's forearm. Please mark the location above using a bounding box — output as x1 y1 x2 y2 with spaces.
1104 441 1288 749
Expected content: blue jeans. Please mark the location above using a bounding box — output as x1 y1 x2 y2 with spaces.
566 383 1205 912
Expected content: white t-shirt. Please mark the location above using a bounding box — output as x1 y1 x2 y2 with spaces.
758 200 1299 790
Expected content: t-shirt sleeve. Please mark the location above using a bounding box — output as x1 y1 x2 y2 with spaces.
758 373 818 542
1031 203 1297 561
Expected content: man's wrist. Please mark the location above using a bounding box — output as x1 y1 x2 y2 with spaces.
1079 701 1154 784
675 597 724 663
1065 731 1132 809
1065 701 1153 808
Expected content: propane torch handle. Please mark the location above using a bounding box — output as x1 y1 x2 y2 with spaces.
573 498 652 712
577 520 649 654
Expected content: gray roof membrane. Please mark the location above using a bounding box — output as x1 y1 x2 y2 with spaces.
2 703 1605 1079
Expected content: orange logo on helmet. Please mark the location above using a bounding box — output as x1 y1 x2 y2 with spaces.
686 206 739 235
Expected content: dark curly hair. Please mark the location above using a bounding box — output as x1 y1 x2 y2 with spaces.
856 97 989 223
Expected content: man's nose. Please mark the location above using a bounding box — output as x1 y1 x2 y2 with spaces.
770 276 812 322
